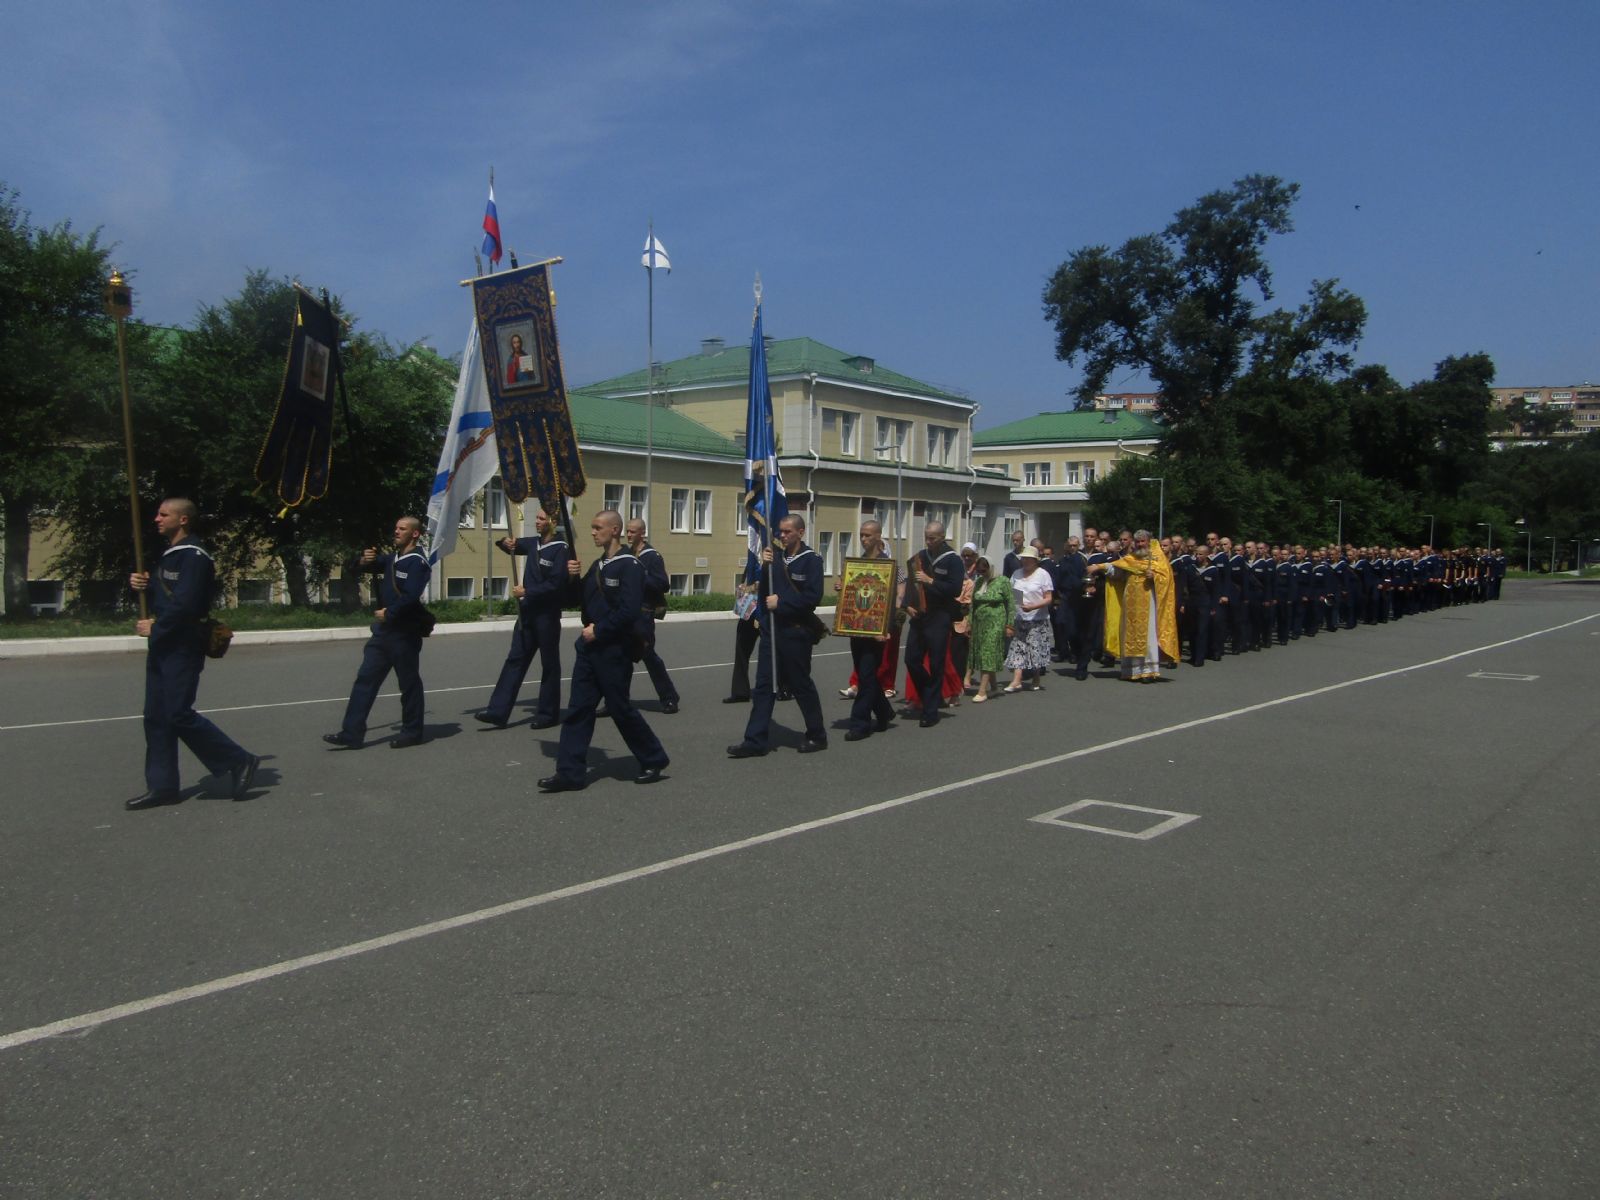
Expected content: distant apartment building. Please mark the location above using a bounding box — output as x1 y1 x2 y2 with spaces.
1489 384 1600 444
1089 391 1162 414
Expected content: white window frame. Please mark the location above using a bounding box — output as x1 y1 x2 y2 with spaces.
926 424 957 469
446 577 476 601
604 483 624 513
818 531 835 576
692 573 711 595
1023 461 1052 486
668 573 689 596
481 575 509 600
693 488 713 534
485 478 510 528
670 487 690 533
629 485 648 523
875 417 911 465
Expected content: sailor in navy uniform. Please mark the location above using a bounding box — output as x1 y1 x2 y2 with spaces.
126 498 258 809
903 521 965 726
1273 546 1297 644
1055 538 1088 664
1189 544 1224 665
324 516 432 749
1000 529 1027 580
625 519 681 713
477 508 570 729
1075 541 1113 679
1249 543 1275 650
728 513 828 756
539 510 669 791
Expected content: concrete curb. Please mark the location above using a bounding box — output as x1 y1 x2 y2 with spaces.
0 606 839 659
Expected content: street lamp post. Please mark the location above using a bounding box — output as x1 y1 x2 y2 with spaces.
1327 498 1343 548
1423 513 1435 547
875 439 905 554
1477 521 1492 551
1543 536 1556 573
1139 476 1165 540
1522 530 1533 573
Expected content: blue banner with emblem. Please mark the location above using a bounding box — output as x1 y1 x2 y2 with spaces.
468 262 586 517
254 286 339 509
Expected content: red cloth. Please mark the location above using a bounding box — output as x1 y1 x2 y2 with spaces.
903 639 961 706
846 628 901 692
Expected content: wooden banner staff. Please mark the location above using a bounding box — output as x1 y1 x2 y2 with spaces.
105 271 147 619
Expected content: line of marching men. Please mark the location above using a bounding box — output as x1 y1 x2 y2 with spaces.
1061 532 1507 667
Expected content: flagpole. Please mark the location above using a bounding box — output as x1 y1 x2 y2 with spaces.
105 270 148 620
645 219 655 533
756 272 779 698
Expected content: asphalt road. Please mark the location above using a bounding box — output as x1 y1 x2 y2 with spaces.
2 582 1597 1198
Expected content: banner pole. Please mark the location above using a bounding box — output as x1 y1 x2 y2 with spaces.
106 271 148 620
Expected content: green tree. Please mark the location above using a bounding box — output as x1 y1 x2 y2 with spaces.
0 184 118 614
52 271 455 607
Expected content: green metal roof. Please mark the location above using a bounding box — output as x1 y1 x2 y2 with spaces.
568 390 743 459
579 336 972 406
974 409 1164 447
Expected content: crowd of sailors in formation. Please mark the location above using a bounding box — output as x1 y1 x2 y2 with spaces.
121 500 1512 809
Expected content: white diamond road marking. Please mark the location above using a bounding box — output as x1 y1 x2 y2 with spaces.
1467 671 1540 681
1030 800 1201 841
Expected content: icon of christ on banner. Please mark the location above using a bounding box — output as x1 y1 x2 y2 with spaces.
469 262 585 520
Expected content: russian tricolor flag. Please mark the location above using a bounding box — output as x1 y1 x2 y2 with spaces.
481 184 502 266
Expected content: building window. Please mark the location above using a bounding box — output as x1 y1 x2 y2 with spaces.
692 573 711 595
839 532 854 564
27 579 65 615
457 499 475 529
485 478 510 528
481 576 509 600
823 408 860 457
670 487 690 532
604 483 624 513
629 485 647 523
446 577 475 600
926 424 958 468
669 573 688 596
238 579 272 605
818 531 834 575
875 417 911 464
1023 461 1052 486
693 488 712 534
1003 513 1023 540
925 504 952 531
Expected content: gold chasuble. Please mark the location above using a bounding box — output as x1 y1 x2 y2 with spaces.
1102 543 1179 663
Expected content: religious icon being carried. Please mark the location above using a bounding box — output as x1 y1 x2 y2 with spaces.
834 557 899 638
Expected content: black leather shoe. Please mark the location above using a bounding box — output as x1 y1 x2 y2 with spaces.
322 732 361 749
538 775 584 793
229 755 260 801
390 732 426 749
661 700 680 714
726 742 768 759
722 695 749 704
474 712 508 728
1073 670 1088 681
125 789 181 811
918 714 940 728
635 766 667 785
798 739 827 753
529 717 558 730
843 729 871 742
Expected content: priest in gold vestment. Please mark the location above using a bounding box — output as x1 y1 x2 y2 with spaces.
1089 529 1179 681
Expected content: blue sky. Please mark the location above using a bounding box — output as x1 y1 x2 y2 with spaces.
5 0 1594 426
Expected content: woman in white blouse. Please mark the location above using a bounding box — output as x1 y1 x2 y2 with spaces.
1003 547 1054 693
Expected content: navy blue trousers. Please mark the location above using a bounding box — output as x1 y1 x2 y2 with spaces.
554 640 667 782
484 609 563 722
144 643 248 792
744 622 825 748
903 610 953 720
847 638 894 735
638 617 679 704
341 627 424 740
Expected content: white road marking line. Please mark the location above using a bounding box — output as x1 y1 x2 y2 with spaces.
1030 800 1201 841
0 652 853 732
1467 671 1539 681
0 613 1593 1054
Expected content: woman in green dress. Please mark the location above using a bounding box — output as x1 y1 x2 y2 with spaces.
968 556 1015 702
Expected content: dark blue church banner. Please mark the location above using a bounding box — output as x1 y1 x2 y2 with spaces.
469 262 586 517
255 287 339 509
